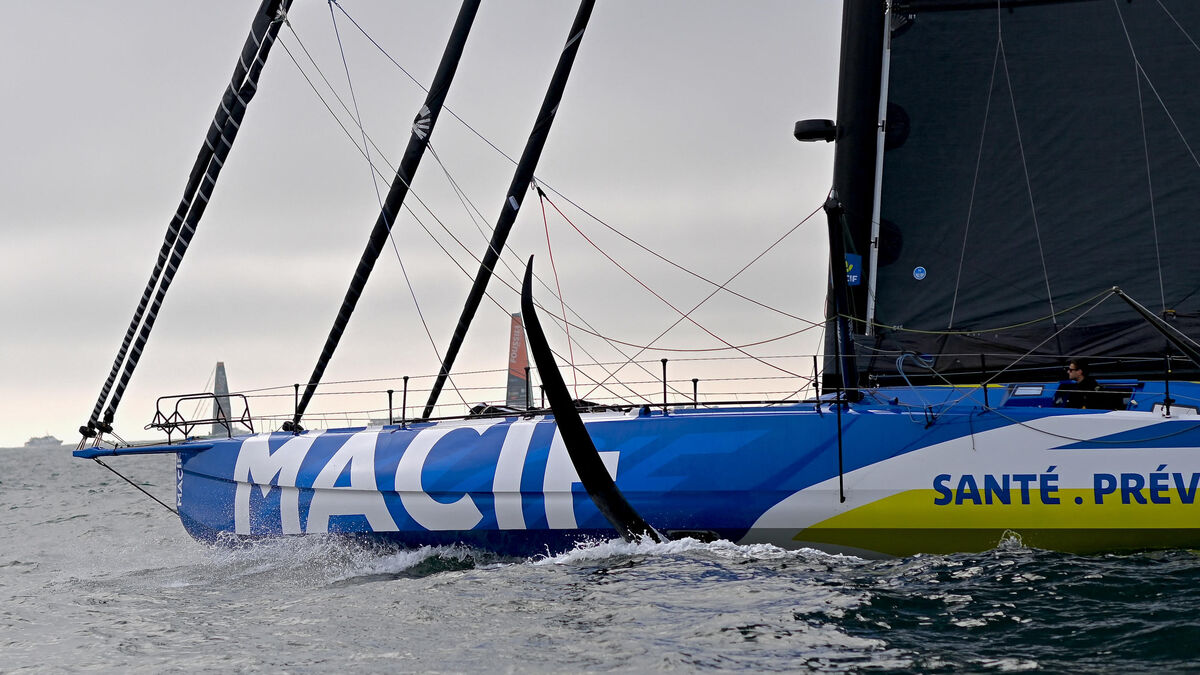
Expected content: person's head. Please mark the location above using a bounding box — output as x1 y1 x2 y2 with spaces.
1067 358 1089 383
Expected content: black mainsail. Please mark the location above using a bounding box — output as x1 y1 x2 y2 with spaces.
834 0 1200 383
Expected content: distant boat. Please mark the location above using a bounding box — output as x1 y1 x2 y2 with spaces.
211 361 233 438
505 312 531 409
26 435 63 449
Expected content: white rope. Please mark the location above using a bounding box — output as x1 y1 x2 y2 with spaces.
995 8 1057 324
1112 0 1168 312
949 35 1002 329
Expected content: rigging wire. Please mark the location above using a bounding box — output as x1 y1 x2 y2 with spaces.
186 364 218 423
1113 0 1161 309
1097 1 1200 326
537 185 579 398
322 3 468 413
239 372 813 399
416 107 817 401
551 198 826 340
277 7 825 413
330 0 821 329
91 458 178 516
386 224 467 405
392 192 641 407
320 10 640 406
900 290 1118 416
983 407 1200 445
518 188 824 397
851 287 1119 337
330 2 519 167
1125 59 1200 172
420 146 666 405
425 144 496 246
336 178 648 408
844 286 1200 426
278 21 480 409
948 34 1000 329
994 3 1058 326
235 353 828 394
328 0 385 210
283 12 820 360
541 195 820 399
1158 0 1200 53
278 21 396 169
536 178 823 327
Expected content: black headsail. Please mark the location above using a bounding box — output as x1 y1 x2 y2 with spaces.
420 0 596 420
81 0 293 441
863 0 1200 381
288 1 482 430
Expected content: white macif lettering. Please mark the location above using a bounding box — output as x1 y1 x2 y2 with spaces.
493 420 537 529
307 430 397 533
234 431 323 535
543 430 620 529
396 422 498 531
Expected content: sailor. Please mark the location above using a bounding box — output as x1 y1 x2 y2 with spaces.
1053 359 1102 409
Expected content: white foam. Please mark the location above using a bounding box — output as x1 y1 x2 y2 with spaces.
531 536 859 566
976 657 1041 671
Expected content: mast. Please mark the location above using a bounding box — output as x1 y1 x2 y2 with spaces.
288 1 482 430
831 1 886 332
80 0 293 441
809 0 886 389
420 0 596 420
864 2 893 336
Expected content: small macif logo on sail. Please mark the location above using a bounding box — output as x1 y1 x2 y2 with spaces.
845 254 862 286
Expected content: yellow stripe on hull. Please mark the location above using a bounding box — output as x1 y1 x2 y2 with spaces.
796 489 1200 556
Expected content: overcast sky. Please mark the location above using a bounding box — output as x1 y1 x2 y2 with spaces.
0 1 842 447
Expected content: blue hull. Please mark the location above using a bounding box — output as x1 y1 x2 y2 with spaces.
145 382 1200 557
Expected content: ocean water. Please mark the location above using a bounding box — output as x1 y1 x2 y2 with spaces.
3 445 1199 673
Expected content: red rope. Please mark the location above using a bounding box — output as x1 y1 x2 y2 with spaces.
537 186 579 398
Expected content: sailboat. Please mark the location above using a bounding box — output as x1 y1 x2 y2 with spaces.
76 0 1200 558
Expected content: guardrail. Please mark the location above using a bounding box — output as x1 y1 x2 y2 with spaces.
147 392 255 443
